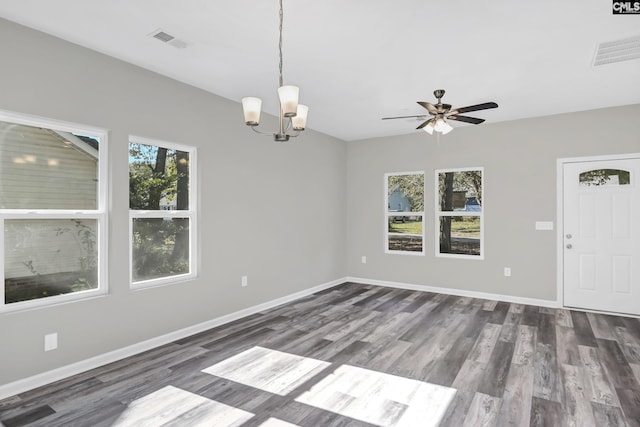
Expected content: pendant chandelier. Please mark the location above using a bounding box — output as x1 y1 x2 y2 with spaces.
241 0 308 142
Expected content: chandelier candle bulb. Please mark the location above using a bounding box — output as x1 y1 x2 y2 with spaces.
292 104 308 130
278 85 299 117
242 97 262 126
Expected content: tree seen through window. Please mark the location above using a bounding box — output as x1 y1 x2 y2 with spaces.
129 141 192 283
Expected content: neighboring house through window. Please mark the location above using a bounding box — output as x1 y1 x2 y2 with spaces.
0 111 108 311
129 136 197 288
385 172 425 255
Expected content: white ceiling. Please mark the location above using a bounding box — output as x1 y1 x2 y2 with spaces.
1 0 639 141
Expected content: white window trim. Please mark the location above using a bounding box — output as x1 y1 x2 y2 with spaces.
129 135 198 289
0 110 108 313
434 167 484 260
384 171 425 256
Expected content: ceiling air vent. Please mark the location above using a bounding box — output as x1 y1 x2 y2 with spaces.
149 29 188 49
152 30 174 43
593 34 640 66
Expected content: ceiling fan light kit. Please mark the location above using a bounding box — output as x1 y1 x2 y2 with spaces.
242 0 308 142
431 118 453 134
424 123 434 135
382 89 498 136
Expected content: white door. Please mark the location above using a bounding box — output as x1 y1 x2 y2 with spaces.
563 157 640 315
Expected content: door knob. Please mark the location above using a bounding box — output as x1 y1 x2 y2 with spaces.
566 244 573 249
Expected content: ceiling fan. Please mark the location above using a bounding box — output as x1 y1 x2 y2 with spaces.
382 89 498 135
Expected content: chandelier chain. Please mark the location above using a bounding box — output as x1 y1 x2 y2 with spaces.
278 0 284 88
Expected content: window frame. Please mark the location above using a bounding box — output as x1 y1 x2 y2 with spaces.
435 167 484 260
384 171 425 256
128 135 197 289
0 110 108 313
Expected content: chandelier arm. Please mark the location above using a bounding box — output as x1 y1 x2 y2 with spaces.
250 126 273 136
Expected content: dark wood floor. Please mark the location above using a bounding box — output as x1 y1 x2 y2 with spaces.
2 282 640 426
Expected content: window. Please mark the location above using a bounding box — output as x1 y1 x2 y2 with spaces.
436 168 483 259
0 111 107 311
129 136 196 288
385 172 425 254
579 169 630 187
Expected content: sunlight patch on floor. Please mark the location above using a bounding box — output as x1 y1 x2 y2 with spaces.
111 385 254 427
295 364 457 427
201 346 456 426
202 346 331 396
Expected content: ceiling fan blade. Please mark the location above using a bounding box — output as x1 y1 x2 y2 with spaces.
447 115 485 125
381 114 427 120
416 118 434 130
417 102 438 114
450 102 498 115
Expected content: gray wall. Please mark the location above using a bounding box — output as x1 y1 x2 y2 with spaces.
0 18 347 385
1 15 639 389
347 104 640 301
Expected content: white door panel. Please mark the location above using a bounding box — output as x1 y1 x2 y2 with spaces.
563 158 640 315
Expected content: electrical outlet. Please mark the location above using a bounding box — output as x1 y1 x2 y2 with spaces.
44 333 58 352
241 276 248 287
504 267 511 277
361 256 367 264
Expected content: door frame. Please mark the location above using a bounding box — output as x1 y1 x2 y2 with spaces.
556 152 640 311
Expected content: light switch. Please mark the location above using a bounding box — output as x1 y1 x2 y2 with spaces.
535 221 554 231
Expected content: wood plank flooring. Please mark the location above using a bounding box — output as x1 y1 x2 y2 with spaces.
2 282 640 426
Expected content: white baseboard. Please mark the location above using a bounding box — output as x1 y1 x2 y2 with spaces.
0 277 345 400
345 276 561 308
